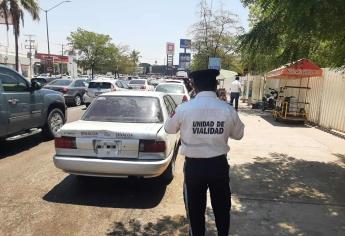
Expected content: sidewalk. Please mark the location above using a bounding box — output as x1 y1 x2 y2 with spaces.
222 104 345 235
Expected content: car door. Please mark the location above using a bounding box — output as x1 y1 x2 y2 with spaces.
0 82 8 137
163 96 179 154
0 68 33 135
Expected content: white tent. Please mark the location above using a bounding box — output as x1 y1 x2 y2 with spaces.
217 69 237 90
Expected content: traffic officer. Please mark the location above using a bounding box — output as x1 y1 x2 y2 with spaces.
164 69 244 236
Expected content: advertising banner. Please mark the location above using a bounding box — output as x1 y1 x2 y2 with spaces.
180 39 192 49
179 53 191 69
166 42 175 55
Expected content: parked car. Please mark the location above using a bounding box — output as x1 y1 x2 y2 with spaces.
0 65 67 141
83 79 129 107
128 79 154 91
53 91 180 184
155 82 190 105
44 79 88 106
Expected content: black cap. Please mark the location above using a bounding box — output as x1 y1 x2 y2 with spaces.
189 69 220 81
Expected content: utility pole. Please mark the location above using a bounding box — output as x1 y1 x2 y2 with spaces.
25 34 35 79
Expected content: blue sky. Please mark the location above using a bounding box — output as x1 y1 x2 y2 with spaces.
0 0 249 64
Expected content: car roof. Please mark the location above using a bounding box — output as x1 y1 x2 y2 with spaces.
90 79 116 83
165 79 184 83
101 90 166 98
156 82 185 87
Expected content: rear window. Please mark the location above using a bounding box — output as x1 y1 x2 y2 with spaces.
82 96 163 123
49 79 72 86
88 82 112 89
156 84 184 94
129 79 145 85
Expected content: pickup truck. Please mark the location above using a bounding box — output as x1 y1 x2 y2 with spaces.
0 65 67 141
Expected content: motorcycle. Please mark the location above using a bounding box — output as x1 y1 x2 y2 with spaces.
262 88 279 111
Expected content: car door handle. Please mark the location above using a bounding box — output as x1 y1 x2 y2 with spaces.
8 99 19 105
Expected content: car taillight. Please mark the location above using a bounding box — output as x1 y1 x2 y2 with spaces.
182 95 188 102
140 86 146 89
139 140 166 152
55 137 76 149
62 87 69 93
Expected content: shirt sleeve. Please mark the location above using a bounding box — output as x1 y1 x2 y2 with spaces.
164 107 182 134
229 111 244 140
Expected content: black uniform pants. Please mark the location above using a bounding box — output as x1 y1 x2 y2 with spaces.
230 92 240 111
183 155 231 236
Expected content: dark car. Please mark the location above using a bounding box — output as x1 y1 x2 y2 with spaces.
44 79 89 106
0 65 67 141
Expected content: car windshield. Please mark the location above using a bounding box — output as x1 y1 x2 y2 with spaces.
88 82 112 89
48 79 72 86
156 84 184 94
82 96 163 123
129 80 145 85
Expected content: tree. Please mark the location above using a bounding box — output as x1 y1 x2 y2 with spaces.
239 0 345 73
68 28 114 78
0 0 40 71
189 0 244 72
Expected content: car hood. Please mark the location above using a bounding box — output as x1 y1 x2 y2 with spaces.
58 120 164 139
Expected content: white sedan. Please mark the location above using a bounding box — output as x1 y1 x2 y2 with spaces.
53 91 180 184
155 83 190 105
128 79 154 91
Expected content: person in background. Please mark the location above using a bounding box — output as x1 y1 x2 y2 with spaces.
230 76 242 111
164 69 245 236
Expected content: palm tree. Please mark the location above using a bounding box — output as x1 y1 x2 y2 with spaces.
130 50 140 65
0 0 39 71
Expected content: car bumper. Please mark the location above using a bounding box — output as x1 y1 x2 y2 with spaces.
53 151 173 178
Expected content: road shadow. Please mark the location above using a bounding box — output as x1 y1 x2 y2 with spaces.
0 133 50 160
229 152 345 235
43 175 167 209
104 153 345 235
107 208 217 236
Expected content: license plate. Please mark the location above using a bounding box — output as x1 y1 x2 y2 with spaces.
95 140 122 158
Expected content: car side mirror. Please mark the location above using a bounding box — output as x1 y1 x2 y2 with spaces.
31 81 42 91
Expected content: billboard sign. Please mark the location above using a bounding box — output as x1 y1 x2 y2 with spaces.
179 53 191 69
166 42 175 55
180 39 191 49
208 57 221 70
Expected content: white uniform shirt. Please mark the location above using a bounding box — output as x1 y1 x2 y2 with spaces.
230 80 242 93
164 91 244 158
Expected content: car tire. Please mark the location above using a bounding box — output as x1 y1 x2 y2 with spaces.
74 95 82 106
42 108 65 139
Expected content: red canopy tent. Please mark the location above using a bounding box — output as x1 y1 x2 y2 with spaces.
266 59 323 122
267 58 323 79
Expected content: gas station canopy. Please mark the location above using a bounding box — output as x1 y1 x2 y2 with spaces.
267 58 323 79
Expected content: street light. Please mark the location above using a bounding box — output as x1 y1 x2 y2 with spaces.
39 1 71 73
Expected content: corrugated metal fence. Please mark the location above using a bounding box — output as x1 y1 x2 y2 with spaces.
245 69 345 133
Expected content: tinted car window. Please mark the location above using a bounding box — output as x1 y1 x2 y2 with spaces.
156 84 184 94
167 95 177 110
88 82 112 89
82 96 163 123
163 96 173 115
0 73 28 92
49 79 72 86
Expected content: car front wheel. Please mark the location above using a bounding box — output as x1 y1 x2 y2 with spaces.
43 108 65 139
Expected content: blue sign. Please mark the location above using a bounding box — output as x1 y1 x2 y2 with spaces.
180 39 192 49
208 57 221 70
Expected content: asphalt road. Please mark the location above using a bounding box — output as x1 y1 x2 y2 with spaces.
0 106 188 236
